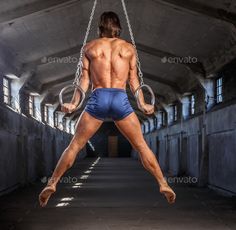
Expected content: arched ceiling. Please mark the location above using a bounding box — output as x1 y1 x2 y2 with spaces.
0 0 236 121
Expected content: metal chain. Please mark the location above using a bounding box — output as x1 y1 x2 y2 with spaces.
74 0 98 86
74 0 144 86
121 0 144 86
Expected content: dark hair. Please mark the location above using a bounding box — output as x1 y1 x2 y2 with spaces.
98 11 122 38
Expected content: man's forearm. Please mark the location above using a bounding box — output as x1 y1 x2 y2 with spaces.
130 80 146 106
70 75 90 106
71 88 81 106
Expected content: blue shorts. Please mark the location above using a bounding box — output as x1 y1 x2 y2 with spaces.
84 88 134 121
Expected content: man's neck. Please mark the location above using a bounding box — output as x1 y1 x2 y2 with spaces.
100 34 118 39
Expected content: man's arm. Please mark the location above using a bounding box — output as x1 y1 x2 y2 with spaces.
128 46 154 115
128 48 145 106
71 50 90 107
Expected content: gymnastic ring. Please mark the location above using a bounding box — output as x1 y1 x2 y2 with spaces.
59 84 86 110
134 84 155 112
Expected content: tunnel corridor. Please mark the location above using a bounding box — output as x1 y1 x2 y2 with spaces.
1 0 236 229
0 157 235 230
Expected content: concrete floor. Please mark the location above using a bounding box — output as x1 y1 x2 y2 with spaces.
0 157 235 230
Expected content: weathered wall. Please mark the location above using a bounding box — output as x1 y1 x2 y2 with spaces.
0 105 86 195
132 103 236 194
206 104 236 193
131 58 236 195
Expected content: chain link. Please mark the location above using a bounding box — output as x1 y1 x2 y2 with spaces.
74 0 98 86
121 0 144 86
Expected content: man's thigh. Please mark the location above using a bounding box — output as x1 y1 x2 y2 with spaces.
114 112 145 149
70 110 103 146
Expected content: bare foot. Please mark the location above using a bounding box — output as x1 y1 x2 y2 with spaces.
39 185 56 207
160 183 176 204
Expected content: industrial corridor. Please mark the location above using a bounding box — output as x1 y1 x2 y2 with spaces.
1 0 236 229
0 157 235 230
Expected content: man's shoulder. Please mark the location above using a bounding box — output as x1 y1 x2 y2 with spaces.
84 38 134 51
116 39 135 50
86 38 131 44
116 38 132 45
85 39 98 47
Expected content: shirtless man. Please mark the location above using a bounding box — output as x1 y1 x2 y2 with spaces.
39 11 176 207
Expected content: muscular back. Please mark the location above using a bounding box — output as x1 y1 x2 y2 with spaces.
84 37 135 90
70 37 150 114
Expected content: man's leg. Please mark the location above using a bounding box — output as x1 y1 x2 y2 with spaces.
114 112 176 204
39 111 103 207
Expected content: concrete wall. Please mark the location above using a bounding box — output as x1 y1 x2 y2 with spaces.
132 103 236 194
206 104 236 193
131 59 236 195
0 105 86 196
